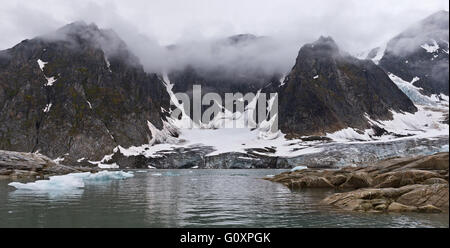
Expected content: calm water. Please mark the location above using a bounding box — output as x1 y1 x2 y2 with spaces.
0 169 448 228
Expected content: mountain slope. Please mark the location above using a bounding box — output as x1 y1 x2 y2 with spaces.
378 10 449 95
277 37 417 137
0 22 169 163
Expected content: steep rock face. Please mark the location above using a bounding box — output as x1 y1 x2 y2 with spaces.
378 10 449 95
277 37 417 137
0 22 169 163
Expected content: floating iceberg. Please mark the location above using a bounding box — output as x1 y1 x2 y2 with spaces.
291 166 308 172
8 171 134 191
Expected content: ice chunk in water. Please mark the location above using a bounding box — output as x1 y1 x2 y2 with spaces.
8 171 134 191
291 166 308 172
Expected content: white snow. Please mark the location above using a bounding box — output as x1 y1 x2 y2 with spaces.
327 104 448 142
279 75 286 87
105 55 112 72
114 127 324 159
372 43 387 65
88 153 119 169
44 76 56 86
99 71 448 161
37 59 48 71
97 163 119 169
327 128 373 142
86 101 92 109
8 171 133 191
53 157 65 164
421 40 439 53
43 103 52 113
77 157 86 163
313 75 319 79
37 59 57 86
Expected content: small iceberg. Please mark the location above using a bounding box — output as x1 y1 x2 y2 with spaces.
8 171 134 191
291 166 308 172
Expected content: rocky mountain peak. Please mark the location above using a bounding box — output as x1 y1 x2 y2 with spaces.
0 22 169 163
298 36 341 61
278 36 417 137
38 21 140 67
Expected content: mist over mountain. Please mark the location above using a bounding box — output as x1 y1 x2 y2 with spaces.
0 21 168 163
0 9 448 167
375 11 449 95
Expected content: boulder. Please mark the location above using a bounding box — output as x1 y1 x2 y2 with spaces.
373 170 442 188
290 176 335 189
387 202 418 212
339 172 372 189
396 184 449 208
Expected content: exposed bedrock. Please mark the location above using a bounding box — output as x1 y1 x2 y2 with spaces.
0 149 97 179
267 152 449 213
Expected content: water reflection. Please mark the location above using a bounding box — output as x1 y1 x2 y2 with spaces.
0 169 448 228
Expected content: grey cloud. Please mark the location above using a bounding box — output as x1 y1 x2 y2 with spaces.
0 0 448 75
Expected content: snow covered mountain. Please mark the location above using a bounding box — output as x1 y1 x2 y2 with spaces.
0 12 448 169
370 10 449 96
277 36 417 138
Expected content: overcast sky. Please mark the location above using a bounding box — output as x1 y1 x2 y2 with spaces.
0 0 448 74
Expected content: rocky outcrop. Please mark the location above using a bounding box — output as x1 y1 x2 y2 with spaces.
0 149 96 179
0 22 169 163
378 10 449 95
277 36 417 137
268 152 449 213
322 184 448 213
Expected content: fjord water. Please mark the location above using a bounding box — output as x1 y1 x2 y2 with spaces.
0 169 448 228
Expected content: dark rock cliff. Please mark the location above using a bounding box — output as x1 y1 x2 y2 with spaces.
277 37 417 137
0 22 169 163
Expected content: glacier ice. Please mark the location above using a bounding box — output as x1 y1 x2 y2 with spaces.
8 171 134 191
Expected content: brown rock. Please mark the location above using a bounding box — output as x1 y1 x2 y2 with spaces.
417 204 442 213
269 152 450 213
387 202 418 212
422 178 448 185
374 170 442 188
339 172 372 189
290 176 334 189
328 174 348 187
396 184 449 208
401 153 449 171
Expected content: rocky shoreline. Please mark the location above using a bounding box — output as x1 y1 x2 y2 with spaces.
0 150 98 180
267 152 449 213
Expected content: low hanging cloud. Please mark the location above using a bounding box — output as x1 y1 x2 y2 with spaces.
0 0 448 76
